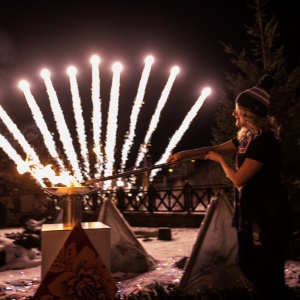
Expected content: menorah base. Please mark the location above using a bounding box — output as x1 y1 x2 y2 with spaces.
41 222 111 279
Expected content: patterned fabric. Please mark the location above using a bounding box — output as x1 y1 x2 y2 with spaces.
33 221 117 300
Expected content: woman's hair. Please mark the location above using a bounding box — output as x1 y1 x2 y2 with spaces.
237 105 280 141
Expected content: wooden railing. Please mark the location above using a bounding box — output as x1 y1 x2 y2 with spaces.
0 182 229 227
113 182 228 214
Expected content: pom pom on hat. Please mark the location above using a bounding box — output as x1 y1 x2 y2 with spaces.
235 75 275 117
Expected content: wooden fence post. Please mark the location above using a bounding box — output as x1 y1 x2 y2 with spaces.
116 187 125 212
184 181 192 214
148 184 155 213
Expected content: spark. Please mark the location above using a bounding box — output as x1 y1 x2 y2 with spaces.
120 55 154 172
90 55 104 178
18 80 66 171
150 87 212 179
103 62 123 188
67 66 90 179
40 69 83 183
135 65 180 168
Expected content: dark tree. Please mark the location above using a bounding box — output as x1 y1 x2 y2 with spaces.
211 0 300 216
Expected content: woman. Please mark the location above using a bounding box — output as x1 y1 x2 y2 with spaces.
168 75 292 299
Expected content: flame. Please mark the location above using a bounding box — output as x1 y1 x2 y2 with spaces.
17 157 82 187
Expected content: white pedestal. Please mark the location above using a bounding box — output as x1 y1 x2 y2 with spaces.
41 222 111 279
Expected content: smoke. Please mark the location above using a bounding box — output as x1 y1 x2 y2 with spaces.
0 30 16 98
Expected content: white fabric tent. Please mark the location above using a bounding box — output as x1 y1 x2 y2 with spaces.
180 195 254 292
97 198 158 274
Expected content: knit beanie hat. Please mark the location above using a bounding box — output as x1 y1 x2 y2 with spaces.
235 74 275 117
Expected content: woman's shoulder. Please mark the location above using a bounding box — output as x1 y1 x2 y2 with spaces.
251 130 280 152
255 129 278 142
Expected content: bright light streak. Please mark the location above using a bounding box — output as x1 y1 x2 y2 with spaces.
18 80 66 171
0 105 41 165
150 87 212 179
90 55 103 178
104 62 123 188
41 68 83 183
135 65 180 168
120 55 154 171
67 65 90 179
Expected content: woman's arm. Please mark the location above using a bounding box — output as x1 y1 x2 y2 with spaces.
167 140 236 164
204 151 263 189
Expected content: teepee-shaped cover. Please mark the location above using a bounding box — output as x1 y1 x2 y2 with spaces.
180 195 253 292
98 198 158 273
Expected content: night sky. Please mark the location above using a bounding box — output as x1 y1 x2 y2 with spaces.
0 0 299 170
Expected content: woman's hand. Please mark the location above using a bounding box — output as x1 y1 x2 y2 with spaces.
204 151 223 163
167 152 183 164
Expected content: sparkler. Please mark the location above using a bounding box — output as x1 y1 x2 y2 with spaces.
67 66 90 179
103 62 123 189
150 87 211 179
41 69 83 183
90 55 103 178
0 105 41 165
134 66 180 168
18 80 66 171
120 55 154 172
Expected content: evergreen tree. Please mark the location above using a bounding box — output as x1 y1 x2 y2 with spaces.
211 0 300 215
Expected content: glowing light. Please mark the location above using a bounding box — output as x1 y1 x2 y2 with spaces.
135 65 180 168
201 87 211 97
112 62 123 72
18 80 29 90
145 55 154 64
67 66 76 76
40 68 50 78
120 55 154 172
90 55 101 65
116 178 125 187
171 66 180 75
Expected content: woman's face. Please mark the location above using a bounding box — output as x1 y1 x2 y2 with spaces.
232 105 245 128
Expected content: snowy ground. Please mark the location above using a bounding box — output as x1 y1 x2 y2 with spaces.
0 227 299 299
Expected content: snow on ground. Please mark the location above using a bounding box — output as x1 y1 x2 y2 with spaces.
0 227 299 299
